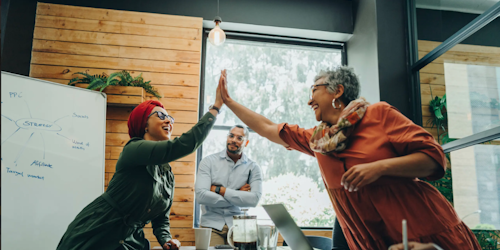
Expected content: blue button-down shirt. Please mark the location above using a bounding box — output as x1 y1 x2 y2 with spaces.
195 150 263 230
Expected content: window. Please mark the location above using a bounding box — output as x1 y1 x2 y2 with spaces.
409 0 500 234
199 36 343 227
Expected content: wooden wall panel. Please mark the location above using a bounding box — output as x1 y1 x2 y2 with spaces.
30 65 200 87
30 3 202 247
418 40 500 140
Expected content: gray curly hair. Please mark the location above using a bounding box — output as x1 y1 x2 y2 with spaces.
314 66 360 104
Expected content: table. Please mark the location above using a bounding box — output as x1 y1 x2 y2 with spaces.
152 246 318 250
152 247 217 250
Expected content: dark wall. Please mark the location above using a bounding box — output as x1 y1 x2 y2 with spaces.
376 0 411 119
1 0 353 76
1 0 11 53
349 0 412 120
417 8 500 47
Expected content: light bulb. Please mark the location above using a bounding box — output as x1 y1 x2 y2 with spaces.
209 21 226 46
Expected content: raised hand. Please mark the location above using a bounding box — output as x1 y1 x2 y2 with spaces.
219 69 231 102
214 69 225 108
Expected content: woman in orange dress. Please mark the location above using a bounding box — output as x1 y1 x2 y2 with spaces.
215 68 480 249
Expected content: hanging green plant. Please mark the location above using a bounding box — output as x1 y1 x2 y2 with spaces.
68 70 162 99
426 94 447 144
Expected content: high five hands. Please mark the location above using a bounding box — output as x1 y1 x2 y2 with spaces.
217 69 231 103
214 69 226 108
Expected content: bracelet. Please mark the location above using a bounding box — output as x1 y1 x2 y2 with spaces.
209 104 221 114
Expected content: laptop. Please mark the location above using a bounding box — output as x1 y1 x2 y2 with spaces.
262 204 322 250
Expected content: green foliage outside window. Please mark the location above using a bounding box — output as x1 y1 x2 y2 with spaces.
202 39 341 227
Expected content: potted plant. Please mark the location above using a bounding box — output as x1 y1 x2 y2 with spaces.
68 70 162 106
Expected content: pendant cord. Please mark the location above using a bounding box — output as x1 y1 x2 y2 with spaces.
217 0 220 16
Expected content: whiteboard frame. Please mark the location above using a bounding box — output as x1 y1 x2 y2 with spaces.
1 71 107 191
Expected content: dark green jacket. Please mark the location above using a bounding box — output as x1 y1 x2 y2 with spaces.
57 112 216 250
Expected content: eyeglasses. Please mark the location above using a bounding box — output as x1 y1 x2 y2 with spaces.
227 133 245 142
148 111 175 124
309 83 329 100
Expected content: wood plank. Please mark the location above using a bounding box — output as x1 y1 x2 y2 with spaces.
106 106 135 120
150 97 199 111
424 127 440 139
105 160 195 175
75 84 144 96
106 133 135 146
422 116 436 128
171 201 194 215
105 173 113 186
106 106 198 123
32 40 201 64
144 228 195 241
418 40 500 57
418 50 500 66
420 84 445 97
105 147 111 159
421 95 432 106
175 175 195 188
420 62 444 75
31 51 200 75
37 3 202 29
106 120 194 134
107 145 196 162
33 27 201 52
35 78 67 84
107 95 144 105
422 105 431 117
35 15 201 40
170 162 196 175
30 65 201 87
419 73 445 85
105 172 114 185
172 188 195 202
152 85 198 99
145 215 194 228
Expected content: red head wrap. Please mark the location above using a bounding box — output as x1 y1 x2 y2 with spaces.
127 100 165 138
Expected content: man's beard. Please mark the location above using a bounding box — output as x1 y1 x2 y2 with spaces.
227 143 243 154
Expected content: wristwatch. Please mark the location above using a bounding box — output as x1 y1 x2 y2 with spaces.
209 104 221 114
215 185 221 194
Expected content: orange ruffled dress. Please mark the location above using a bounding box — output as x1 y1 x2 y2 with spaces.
278 102 480 250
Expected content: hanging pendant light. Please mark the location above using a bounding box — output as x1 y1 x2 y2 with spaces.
208 0 226 46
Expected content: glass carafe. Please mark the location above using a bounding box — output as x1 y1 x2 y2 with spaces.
227 213 258 250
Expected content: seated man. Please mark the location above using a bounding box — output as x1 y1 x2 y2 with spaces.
195 125 263 246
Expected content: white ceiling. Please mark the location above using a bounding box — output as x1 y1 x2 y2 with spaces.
416 0 499 14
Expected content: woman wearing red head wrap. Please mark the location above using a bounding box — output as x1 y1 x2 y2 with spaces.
57 71 227 250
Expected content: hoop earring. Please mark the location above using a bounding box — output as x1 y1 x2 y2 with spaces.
145 128 148 133
332 99 340 109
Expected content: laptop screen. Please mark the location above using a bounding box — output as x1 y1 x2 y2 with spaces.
262 204 314 250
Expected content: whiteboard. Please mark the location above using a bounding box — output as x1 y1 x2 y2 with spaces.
1 72 106 250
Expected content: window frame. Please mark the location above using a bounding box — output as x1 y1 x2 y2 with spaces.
406 0 500 232
194 29 346 229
